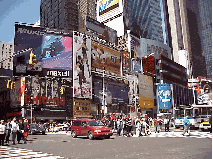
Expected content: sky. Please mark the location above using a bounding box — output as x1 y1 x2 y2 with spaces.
0 0 40 43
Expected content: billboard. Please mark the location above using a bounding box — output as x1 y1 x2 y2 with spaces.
41 35 72 70
91 41 121 77
127 75 138 105
14 24 43 76
97 0 123 23
138 74 154 109
140 38 172 59
131 35 142 58
157 84 172 109
14 24 73 77
86 16 118 45
73 32 92 99
10 78 22 108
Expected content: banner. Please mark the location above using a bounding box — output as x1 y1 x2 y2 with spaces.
91 41 121 76
73 33 92 99
157 84 172 109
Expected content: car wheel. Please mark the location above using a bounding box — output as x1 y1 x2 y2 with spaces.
71 131 77 138
88 131 94 140
42 131 45 135
59 128 62 131
105 136 110 139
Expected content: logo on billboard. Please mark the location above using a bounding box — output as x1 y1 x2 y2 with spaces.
157 84 172 109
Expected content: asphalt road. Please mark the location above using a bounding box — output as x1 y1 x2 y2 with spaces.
9 133 212 159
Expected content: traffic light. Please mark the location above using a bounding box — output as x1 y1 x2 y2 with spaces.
11 81 15 89
7 80 11 89
29 51 36 65
60 87 64 94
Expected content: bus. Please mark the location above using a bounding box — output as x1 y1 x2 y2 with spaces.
174 105 198 129
192 104 212 123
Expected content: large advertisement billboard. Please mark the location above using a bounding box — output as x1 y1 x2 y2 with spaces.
73 33 92 99
41 35 72 73
86 17 118 45
138 74 154 109
14 24 72 77
140 38 172 59
91 41 121 77
157 83 172 109
97 0 123 23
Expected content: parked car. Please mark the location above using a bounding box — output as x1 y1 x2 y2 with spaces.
199 121 211 132
71 119 113 140
29 124 46 135
58 123 69 131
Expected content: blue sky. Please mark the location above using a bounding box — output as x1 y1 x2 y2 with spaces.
0 0 40 43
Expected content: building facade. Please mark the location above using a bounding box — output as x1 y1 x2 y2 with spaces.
40 0 97 33
0 41 13 70
123 0 170 45
166 0 192 77
198 0 212 78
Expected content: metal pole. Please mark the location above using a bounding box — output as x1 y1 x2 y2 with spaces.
31 104 33 124
103 68 105 115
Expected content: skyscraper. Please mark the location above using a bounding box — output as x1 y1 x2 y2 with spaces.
166 0 192 77
40 0 97 32
198 0 212 78
123 0 170 45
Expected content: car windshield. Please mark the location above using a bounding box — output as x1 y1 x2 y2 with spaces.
87 121 104 126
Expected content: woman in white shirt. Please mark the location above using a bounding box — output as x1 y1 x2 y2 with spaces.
0 120 6 146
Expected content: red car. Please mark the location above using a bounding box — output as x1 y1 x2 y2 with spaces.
71 119 113 140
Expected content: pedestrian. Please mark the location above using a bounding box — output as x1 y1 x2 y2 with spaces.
0 120 6 146
117 119 121 136
182 116 190 135
154 118 159 133
159 119 162 131
209 110 212 133
135 120 141 137
127 118 132 136
164 116 169 132
23 119 29 144
17 119 24 144
11 117 19 145
5 119 11 145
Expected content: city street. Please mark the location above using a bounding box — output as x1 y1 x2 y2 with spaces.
0 130 211 159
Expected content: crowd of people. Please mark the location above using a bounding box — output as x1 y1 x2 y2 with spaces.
0 117 29 146
100 114 172 137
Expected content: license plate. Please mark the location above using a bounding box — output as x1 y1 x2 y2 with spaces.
105 133 108 135
180 123 183 125
204 126 208 129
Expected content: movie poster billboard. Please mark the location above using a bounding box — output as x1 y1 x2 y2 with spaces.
157 83 172 109
10 78 22 108
91 41 121 76
73 33 92 99
41 35 72 71
127 75 138 105
138 74 154 109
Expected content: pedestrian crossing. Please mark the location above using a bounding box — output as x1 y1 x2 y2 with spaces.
131 131 212 139
0 146 65 159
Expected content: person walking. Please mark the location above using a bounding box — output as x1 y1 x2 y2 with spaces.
11 117 19 145
5 119 11 145
23 119 29 144
17 119 24 144
209 110 212 133
0 120 6 146
182 116 190 135
154 118 159 133
164 116 169 132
